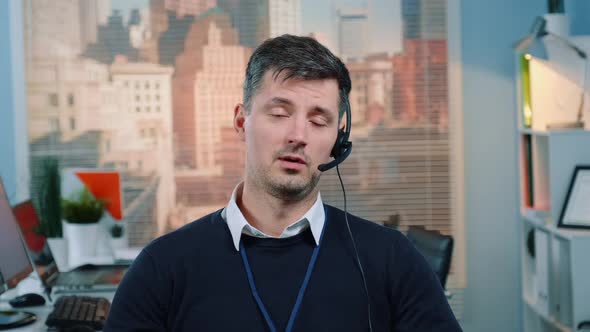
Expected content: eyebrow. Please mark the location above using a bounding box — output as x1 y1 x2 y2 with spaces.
266 97 335 121
266 97 294 108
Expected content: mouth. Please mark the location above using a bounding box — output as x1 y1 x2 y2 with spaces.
277 154 307 170
278 155 307 165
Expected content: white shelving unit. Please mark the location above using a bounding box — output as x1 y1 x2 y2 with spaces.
521 209 590 332
516 18 590 330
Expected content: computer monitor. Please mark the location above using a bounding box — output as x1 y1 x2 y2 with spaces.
12 200 59 287
0 179 34 289
0 178 37 328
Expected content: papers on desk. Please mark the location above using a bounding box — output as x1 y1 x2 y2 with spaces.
113 247 142 262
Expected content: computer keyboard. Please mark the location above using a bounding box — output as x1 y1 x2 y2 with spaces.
45 295 110 330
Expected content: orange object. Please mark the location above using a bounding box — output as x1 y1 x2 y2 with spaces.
76 172 123 220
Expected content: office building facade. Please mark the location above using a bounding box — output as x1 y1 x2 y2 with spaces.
220 0 301 48
337 8 368 61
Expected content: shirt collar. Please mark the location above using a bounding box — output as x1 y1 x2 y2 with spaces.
221 182 325 251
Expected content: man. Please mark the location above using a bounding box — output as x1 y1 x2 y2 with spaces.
105 35 462 331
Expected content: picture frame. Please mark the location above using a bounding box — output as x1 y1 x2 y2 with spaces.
558 166 590 229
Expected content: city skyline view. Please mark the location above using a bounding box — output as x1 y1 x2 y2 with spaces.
112 0 403 56
23 1 458 304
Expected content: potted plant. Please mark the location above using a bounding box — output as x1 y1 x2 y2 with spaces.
109 224 127 251
31 157 68 270
61 187 105 265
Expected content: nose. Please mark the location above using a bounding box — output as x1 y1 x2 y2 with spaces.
286 115 308 147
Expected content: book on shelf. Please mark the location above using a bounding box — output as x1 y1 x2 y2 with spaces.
522 134 535 207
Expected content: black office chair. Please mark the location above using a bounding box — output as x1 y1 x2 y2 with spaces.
406 226 454 288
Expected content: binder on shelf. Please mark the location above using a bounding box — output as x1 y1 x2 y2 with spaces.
550 237 572 327
534 229 550 316
531 135 551 211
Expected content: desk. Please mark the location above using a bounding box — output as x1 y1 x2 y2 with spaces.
0 291 115 331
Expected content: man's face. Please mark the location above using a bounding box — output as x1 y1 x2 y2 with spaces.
234 71 340 201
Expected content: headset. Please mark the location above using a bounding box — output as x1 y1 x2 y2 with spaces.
317 97 373 332
317 98 352 172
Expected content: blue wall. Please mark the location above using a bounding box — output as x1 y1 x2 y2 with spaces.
566 0 590 35
0 0 28 203
459 0 545 331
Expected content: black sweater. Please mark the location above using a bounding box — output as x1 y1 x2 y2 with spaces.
105 205 462 331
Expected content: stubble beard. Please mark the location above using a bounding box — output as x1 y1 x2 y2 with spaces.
249 160 321 202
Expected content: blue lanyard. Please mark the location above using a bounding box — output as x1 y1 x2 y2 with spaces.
239 210 327 332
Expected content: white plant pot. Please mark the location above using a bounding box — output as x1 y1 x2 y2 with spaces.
110 237 127 252
46 238 68 272
62 221 100 267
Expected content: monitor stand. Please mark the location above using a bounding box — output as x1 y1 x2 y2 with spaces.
0 310 36 329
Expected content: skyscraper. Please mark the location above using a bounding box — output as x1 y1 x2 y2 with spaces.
337 7 369 61
141 0 218 63
401 0 446 40
83 10 139 64
226 0 258 47
267 0 301 38
26 58 111 141
220 0 301 48
157 12 196 65
27 0 83 60
129 8 152 49
172 9 250 170
392 40 447 124
109 59 176 235
393 0 447 126
79 0 113 47
171 10 251 227
347 55 394 127
193 23 250 173
165 0 217 17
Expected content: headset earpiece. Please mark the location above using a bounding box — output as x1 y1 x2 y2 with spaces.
331 128 347 158
318 98 352 172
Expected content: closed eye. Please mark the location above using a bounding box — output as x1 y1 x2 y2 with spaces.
310 120 328 127
309 115 329 127
268 107 290 118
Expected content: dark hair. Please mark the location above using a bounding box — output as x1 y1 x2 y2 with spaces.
243 34 351 119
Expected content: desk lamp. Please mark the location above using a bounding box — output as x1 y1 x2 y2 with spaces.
515 16 588 129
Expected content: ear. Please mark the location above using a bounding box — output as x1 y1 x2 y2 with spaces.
234 103 247 141
339 116 346 132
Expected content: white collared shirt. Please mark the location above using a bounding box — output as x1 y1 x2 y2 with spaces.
221 183 325 251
